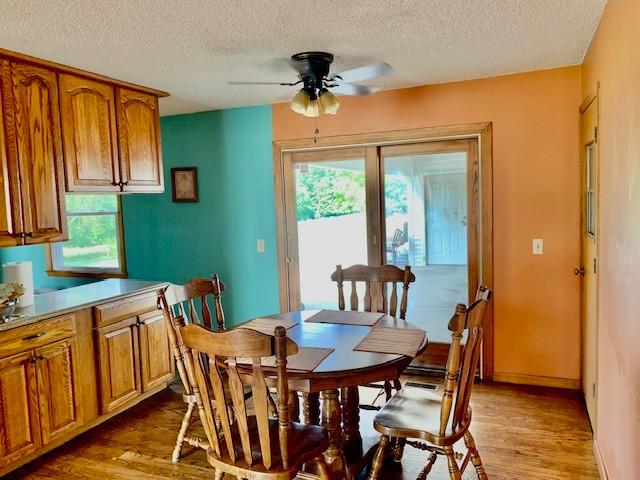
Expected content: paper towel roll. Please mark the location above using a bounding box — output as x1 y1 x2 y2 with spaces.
3 261 34 307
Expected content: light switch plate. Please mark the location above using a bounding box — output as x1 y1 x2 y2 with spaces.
532 238 543 255
257 239 265 253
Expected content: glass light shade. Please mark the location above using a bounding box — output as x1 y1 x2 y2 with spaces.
303 99 320 118
319 90 340 115
290 89 310 115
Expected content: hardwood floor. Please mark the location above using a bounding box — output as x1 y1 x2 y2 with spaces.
6 378 599 480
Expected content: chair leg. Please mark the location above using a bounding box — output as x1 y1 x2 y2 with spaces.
213 468 224 480
445 446 462 480
172 401 196 463
384 381 393 401
391 436 406 462
367 434 390 480
393 377 402 392
417 452 437 480
464 431 488 479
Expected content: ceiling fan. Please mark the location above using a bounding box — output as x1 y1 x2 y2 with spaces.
229 52 392 117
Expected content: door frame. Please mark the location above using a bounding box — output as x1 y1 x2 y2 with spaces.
273 122 494 380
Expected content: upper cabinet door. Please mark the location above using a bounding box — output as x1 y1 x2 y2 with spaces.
0 60 21 246
10 62 67 243
59 74 120 192
116 88 163 193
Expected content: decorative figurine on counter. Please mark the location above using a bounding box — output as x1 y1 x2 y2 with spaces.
0 282 25 322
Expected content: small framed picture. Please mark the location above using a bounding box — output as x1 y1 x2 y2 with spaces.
171 167 199 203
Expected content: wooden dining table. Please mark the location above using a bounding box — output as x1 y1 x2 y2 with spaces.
238 310 428 480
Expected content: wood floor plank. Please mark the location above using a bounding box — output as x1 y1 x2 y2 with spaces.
6 379 599 479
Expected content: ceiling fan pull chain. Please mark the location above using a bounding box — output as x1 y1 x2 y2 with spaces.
313 117 319 143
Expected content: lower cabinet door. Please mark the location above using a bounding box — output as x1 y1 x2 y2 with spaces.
96 317 141 413
138 311 174 392
0 351 41 466
34 338 79 444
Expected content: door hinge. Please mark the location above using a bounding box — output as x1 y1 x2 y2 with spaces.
592 382 596 398
594 126 598 143
593 257 597 274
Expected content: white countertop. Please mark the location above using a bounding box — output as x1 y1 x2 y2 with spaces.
0 279 167 332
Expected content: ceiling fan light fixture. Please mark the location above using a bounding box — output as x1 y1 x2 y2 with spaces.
290 89 310 115
303 98 320 118
319 88 340 115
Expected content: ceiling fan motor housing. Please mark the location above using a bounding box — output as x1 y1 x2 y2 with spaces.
291 51 334 98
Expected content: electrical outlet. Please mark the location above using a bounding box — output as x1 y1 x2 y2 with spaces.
257 239 265 253
532 238 544 255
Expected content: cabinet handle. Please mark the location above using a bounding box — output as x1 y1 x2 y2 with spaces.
121 181 129 187
25 232 33 238
23 332 46 341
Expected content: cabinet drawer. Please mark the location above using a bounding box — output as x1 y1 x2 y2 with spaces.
93 291 159 327
0 314 76 358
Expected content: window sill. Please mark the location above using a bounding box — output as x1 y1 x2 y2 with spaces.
46 270 128 279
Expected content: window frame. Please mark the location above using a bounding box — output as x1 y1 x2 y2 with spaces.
46 195 128 278
585 142 596 239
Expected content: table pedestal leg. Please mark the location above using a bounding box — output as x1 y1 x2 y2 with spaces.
341 386 362 452
303 392 320 425
288 390 300 422
322 389 349 480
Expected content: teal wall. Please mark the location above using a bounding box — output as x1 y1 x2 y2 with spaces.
0 245 94 290
122 106 279 326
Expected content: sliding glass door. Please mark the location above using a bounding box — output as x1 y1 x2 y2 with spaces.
281 140 480 344
283 148 372 310
381 140 476 343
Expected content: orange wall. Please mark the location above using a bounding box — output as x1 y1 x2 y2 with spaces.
273 67 583 382
582 0 640 477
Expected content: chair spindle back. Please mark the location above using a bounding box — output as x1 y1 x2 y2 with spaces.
330 264 416 319
439 286 491 436
178 324 298 470
158 275 227 403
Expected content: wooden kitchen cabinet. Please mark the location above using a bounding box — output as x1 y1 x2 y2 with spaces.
0 49 167 245
95 309 173 413
0 285 171 476
34 338 79 444
116 88 163 193
58 74 120 192
95 317 142 413
10 61 67 244
0 350 41 467
138 310 173 392
0 59 21 246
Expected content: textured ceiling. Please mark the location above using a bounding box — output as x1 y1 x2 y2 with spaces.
0 0 606 116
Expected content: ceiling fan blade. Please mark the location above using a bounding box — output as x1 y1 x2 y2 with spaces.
330 83 380 96
329 62 393 83
228 80 300 86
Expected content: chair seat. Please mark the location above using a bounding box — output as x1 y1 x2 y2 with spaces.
207 417 329 479
373 386 470 446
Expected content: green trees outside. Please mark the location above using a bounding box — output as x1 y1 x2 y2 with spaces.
60 195 120 267
295 165 408 221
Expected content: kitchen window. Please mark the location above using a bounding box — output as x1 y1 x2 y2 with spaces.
47 195 127 277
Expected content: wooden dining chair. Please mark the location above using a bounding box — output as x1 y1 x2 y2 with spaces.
331 264 416 406
158 274 228 463
178 323 330 479
367 286 492 480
